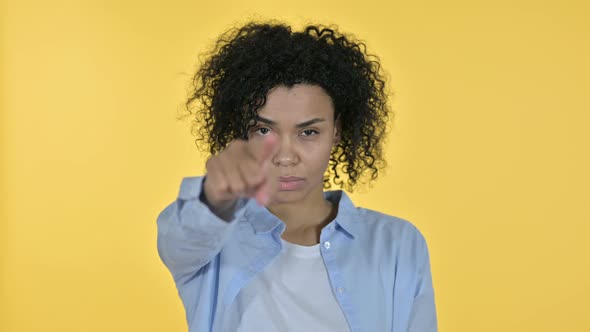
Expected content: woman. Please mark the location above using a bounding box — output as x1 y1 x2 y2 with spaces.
157 21 437 332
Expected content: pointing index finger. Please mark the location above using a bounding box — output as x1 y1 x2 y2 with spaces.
251 133 279 165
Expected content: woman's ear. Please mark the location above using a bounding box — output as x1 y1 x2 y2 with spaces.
333 114 342 145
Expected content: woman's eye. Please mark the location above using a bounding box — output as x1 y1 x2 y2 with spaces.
255 127 271 135
301 129 319 136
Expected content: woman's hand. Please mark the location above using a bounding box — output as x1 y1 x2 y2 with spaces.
203 133 279 214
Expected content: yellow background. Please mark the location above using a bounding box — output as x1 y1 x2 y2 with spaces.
2 0 589 331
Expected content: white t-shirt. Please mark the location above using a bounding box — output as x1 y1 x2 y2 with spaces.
224 238 351 331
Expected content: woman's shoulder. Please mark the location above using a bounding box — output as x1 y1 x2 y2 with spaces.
329 190 429 251
356 207 427 243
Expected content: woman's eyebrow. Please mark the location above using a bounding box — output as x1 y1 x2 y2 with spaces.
295 118 326 128
255 115 326 128
254 115 277 126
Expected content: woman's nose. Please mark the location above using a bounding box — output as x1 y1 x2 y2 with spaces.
272 136 298 166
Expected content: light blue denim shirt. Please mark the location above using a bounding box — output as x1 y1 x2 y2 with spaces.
157 176 437 332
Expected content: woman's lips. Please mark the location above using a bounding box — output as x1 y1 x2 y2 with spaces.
278 177 304 191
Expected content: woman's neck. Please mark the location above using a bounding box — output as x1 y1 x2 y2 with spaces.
267 191 338 245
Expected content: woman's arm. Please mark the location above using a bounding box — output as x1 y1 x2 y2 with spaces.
407 233 437 332
156 176 249 284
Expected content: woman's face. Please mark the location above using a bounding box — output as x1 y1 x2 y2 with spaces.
248 84 340 205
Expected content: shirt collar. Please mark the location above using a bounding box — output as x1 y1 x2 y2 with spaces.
325 190 361 238
244 190 361 238
243 200 282 234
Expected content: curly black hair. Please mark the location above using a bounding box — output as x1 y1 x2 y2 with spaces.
182 21 391 191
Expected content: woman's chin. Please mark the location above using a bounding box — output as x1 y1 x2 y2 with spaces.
267 190 306 206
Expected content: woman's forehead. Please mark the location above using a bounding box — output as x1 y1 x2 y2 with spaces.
257 84 334 122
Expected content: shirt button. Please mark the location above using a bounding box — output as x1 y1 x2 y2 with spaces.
323 241 331 249
337 287 345 293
